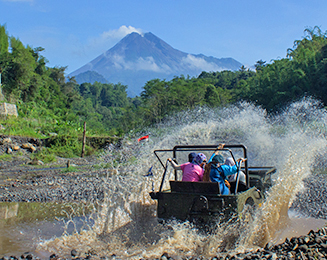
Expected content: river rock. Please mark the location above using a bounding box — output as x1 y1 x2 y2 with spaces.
28 159 44 165
11 145 20 151
21 143 36 152
71 249 78 257
1 137 12 144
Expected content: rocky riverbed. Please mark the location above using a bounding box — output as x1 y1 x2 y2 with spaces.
0 155 326 259
0 155 109 203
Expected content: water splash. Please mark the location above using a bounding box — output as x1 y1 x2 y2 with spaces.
40 98 327 258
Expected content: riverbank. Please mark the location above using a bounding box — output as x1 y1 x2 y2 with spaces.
0 155 111 203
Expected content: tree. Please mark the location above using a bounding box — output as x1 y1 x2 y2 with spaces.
0 24 9 55
141 79 169 124
254 60 266 72
204 84 220 106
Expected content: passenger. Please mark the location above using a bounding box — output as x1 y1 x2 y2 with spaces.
188 152 197 162
224 157 247 193
224 157 235 166
204 157 235 183
195 152 207 170
168 153 207 182
209 154 246 195
203 143 225 182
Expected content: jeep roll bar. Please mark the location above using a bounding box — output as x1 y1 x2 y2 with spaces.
154 144 249 192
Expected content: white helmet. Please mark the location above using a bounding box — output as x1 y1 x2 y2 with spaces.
228 171 246 184
224 157 235 166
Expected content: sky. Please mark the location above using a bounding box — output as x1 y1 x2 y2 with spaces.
1 0 327 75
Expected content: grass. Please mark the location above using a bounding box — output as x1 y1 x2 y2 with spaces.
0 111 117 161
0 153 14 161
0 151 26 162
61 166 80 173
30 150 57 163
91 162 112 169
0 105 115 139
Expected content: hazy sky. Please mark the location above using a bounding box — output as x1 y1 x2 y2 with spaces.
1 0 326 74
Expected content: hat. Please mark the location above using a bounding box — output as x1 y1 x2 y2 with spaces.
194 153 207 165
212 154 224 164
224 157 235 166
188 152 197 162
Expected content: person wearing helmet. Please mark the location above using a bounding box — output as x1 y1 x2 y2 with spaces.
194 153 207 169
188 152 197 162
224 157 247 193
208 154 246 195
168 153 207 182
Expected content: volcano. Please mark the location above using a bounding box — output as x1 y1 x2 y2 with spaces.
69 32 242 96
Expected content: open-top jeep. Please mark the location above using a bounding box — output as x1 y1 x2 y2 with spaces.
150 144 276 224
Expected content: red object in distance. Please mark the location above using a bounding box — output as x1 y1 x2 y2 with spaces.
138 135 149 142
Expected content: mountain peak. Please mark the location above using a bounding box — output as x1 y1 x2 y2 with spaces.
125 31 143 38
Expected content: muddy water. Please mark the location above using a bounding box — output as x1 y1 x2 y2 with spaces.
2 98 327 259
0 203 325 258
0 202 95 258
272 210 327 244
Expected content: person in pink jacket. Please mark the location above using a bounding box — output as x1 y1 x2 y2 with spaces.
168 153 207 182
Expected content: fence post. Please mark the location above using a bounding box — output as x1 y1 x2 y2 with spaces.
81 121 86 157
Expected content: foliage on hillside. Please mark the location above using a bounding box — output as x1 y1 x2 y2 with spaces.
1 24 327 145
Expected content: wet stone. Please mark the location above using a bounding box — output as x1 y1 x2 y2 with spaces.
71 249 78 257
304 236 310 244
298 244 309 252
264 242 273 250
271 253 277 260
20 253 33 260
49 254 59 260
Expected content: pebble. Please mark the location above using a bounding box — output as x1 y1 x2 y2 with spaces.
0 173 108 203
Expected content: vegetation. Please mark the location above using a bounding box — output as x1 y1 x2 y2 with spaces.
1 25 327 157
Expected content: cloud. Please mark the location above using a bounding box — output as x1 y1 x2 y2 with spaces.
101 25 143 40
135 57 172 73
111 54 172 73
181 54 224 72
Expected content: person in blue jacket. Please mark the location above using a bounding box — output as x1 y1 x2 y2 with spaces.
209 154 246 195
